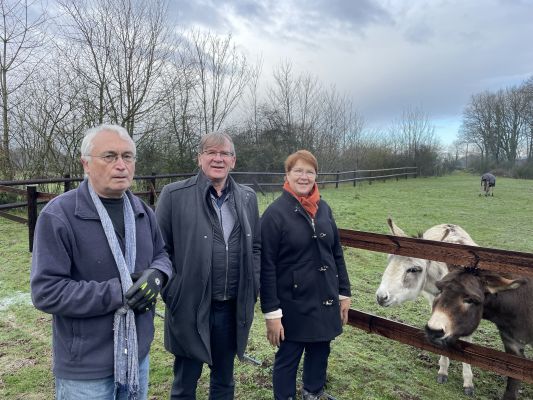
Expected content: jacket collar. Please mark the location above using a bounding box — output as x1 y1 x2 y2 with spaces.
74 179 145 220
197 170 235 197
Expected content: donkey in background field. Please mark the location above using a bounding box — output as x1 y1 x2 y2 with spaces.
375 218 478 396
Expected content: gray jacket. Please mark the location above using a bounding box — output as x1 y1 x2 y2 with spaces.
30 180 172 379
156 172 261 364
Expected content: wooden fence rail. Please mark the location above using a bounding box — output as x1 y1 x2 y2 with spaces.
338 229 533 384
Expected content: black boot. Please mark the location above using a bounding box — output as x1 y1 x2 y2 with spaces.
302 388 324 400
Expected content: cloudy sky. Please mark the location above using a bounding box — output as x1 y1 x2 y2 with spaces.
169 0 533 146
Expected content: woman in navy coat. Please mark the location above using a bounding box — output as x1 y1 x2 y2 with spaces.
260 150 352 400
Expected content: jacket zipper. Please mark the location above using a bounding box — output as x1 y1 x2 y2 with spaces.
217 200 230 301
297 204 316 234
224 243 229 300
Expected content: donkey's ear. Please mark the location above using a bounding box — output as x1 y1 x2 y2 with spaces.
387 217 408 237
481 272 526 294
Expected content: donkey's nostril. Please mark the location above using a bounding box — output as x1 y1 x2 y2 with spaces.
425 325 445 340
376 294 389 306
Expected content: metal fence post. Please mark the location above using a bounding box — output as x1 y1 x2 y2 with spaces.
27 185 38 252
149 172 157 207
64 173 71 192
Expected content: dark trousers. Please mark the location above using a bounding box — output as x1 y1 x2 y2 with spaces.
273 340 331 400
170 300 237 400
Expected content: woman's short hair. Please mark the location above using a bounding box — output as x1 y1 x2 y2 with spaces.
284 150 318 173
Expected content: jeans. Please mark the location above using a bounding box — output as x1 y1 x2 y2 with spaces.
55 355 150 400
273 340 331 400
170 300 237 400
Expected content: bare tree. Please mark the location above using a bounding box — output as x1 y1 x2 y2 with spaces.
521 76 533 160
58 0 171 137
460 91 500 162
186 29 251 134
266 61 296 143
144 47 202 172
240 55 263 143
395 105 436 160
499 86 528 163
0 0 47 178
10 54 89 177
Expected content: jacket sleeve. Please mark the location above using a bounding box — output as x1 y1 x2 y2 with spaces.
145 205 173 284
30 211 124 318
328 206 352 297
155 185 175 271
260 208 282 313
250 193 261 296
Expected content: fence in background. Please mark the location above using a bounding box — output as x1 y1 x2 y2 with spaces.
0 166 418 251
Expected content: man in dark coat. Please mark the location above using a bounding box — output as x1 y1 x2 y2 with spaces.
156 132 261 400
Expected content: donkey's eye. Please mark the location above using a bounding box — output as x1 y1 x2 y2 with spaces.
406 266 422 273
463 297 480 305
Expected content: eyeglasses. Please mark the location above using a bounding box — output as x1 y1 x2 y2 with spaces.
201 150 234 159
86 152 136 164
291 168 316 178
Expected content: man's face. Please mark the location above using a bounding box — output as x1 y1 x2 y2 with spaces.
81 130 136 198
198 139 236 184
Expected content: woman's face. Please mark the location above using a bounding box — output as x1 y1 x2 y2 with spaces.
286 159 317 196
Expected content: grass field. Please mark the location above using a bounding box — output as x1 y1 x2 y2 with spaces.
1 171 532 399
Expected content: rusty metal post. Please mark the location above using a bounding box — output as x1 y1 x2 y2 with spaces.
64 174 71 192
27 185 38 252
149 172 157 207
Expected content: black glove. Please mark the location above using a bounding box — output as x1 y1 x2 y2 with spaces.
125 268 165 313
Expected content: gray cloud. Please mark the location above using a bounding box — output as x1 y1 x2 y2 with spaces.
167 0 533 145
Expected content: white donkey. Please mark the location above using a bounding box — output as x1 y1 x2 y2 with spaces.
375 218 478 396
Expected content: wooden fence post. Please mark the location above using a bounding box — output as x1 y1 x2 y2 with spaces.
353 171 357 187
64 173 71 192
27 185 38 252
335 171 340 189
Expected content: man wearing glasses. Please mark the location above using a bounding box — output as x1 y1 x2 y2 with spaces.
30 124 172 399
156 132 261 399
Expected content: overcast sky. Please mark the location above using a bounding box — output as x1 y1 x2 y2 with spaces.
169 0 533 146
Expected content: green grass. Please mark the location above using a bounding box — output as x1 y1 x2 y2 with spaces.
1 171 532 399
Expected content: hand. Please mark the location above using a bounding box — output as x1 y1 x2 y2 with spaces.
265 318 284 347
125 268 164 313
340 298 351 325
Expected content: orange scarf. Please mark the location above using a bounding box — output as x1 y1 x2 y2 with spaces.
283 181 320 218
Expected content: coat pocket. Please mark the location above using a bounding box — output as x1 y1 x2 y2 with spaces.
291 267 317 300
69 319 82 361
163 274 183 314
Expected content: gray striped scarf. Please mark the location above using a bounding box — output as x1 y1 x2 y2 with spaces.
88 181 139 399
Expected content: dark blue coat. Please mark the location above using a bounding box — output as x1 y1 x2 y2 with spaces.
260 191 351 342
30 179 172 379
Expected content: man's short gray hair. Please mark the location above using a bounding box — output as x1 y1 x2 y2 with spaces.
198 132 235 156
81 124 136 162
